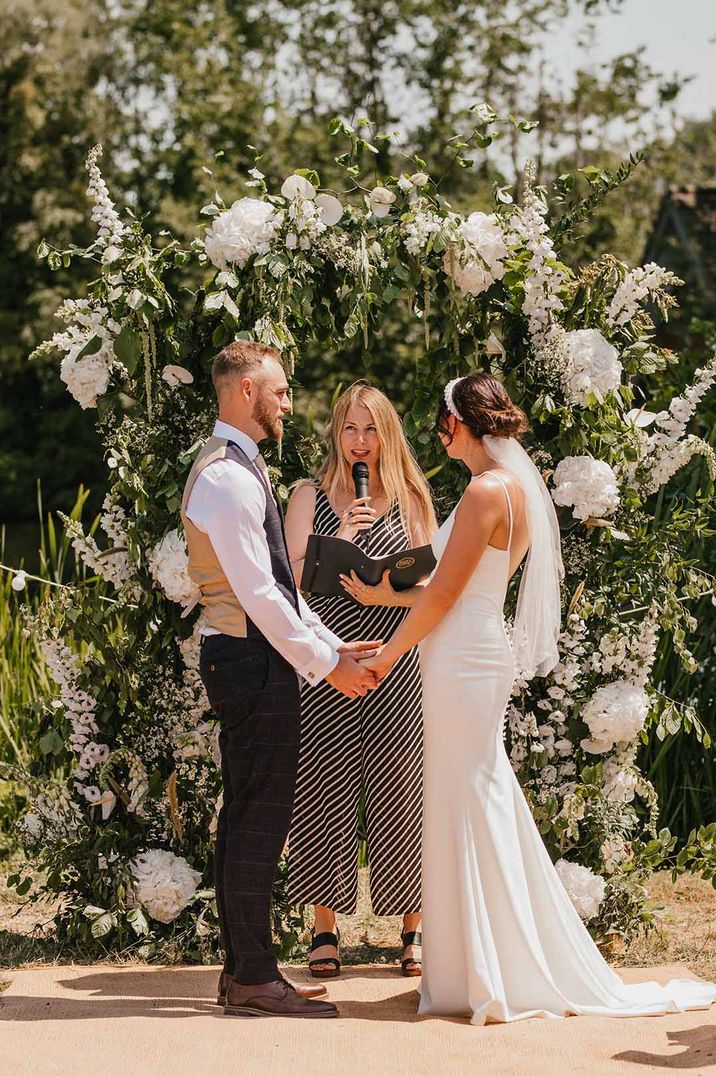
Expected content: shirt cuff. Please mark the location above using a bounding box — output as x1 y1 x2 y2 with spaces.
296 641 340 686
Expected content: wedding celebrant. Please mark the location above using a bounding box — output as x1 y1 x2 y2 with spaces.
181 342 380 1019
285 382 437 978
362 372 716 1024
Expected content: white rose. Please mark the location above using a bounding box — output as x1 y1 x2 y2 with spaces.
579 680 649 754
203 198 279 270
130 849 202 924
369 186 396 218
147 529 200 607
60 350 112 409
410 172 429 187
562 329 623 406
555 859 606 920
443 212 507 297
551 456 620 521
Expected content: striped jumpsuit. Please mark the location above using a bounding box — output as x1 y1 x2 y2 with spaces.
288 490 423 915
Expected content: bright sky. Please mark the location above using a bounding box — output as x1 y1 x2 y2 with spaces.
550 0 716 120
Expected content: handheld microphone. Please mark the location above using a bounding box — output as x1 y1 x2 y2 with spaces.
352 461 370 501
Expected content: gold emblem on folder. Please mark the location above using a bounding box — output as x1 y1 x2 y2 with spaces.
396 557 415 569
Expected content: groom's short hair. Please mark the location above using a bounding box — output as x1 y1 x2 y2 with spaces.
212 341 282 395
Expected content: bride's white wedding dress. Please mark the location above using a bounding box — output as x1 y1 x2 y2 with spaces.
418 470 716 1025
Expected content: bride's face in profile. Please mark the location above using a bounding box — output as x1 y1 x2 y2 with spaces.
436 412 463 461
340 403 381 475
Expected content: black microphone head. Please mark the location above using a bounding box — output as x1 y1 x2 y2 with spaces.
352 460 370 499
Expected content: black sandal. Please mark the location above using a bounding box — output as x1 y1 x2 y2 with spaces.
308 928 341 979
401 930 422 977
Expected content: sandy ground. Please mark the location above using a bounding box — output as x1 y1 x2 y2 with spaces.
2 962 716 1076
2 870 715 1075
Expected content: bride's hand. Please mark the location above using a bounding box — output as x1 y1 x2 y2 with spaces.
340 568 396 606
358 645 394 683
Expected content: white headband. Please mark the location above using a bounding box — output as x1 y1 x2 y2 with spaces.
443 377 465 422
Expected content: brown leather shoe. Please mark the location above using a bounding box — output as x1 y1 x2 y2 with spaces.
217 971 327 1005
224 978 338 1018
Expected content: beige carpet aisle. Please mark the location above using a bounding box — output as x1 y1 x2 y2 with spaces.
1 964 715 1076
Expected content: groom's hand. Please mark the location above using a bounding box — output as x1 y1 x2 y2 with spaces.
326 651 378 699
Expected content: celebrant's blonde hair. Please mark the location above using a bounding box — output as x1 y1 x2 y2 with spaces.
315 382 437 545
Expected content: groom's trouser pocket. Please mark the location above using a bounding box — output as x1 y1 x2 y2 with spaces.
199 634 271 723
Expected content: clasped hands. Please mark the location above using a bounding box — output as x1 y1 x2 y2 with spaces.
325 639 394 699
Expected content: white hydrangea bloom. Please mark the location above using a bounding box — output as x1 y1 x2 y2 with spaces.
147 530 200 607
443 212 508 296
203 198 279 269
552 456 620 521
555 859 606 920
562 329 623 405
580 680 650 754
51 299 122 410
130 849 202 924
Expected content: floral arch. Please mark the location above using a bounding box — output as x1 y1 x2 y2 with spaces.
11 118 716 954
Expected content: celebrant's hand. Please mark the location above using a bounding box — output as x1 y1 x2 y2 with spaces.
338 638 383 661
336 496 377 541
340 568 397 607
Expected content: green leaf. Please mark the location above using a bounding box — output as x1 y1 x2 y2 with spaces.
47 251 62 271
127 908 150 937
39 729 64 756
77 335 103 359
126 289 144 311
113 326 142 374
37 240 50 260
91 912 115 938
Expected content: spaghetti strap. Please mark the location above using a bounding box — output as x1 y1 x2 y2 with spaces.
489 472 513 551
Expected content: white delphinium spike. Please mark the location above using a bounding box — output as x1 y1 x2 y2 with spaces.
85 145 126 247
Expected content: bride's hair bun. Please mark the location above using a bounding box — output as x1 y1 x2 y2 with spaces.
451 374 528 440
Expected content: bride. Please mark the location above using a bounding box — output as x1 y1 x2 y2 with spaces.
363 372 716 1025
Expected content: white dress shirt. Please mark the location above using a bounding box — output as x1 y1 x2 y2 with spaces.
185 420 341 684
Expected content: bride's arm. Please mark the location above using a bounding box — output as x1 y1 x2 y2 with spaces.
364 480 502 677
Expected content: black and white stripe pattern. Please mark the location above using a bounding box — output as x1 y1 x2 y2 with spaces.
288 490 423 916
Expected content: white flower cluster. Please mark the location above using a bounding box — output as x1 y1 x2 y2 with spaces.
580 680 650 754
204 197 280 270
62 494 137 595
555 859 606 920
443 212 508 297
510 180 565 349
562 329 623 406
173 618 214 764
40 637 109 790
630 356 716 494
51 299 122 409
602 746 639 804
402 207 443 257
281 175 340 251
22 790 82 849
147 529 200 608
607 262 680 327
130 849 202 924
552 456 621 521
593 608 659 688
85 145 126 250
600 835 632 875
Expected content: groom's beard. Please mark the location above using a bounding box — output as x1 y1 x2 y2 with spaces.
253 393 284 441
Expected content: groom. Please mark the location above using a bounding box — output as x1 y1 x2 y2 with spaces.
181 341 377 1018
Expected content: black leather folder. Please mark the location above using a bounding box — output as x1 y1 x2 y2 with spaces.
300 534 436 597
